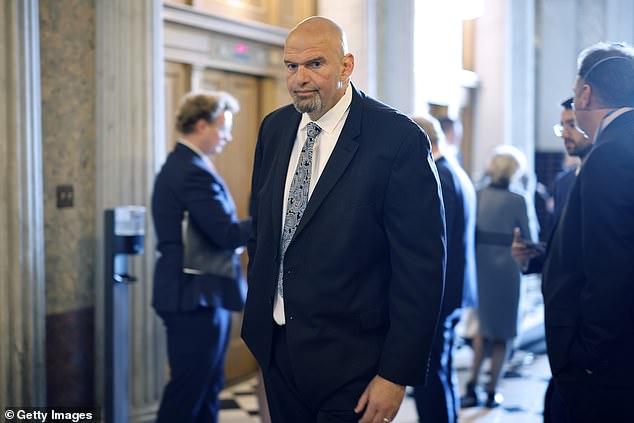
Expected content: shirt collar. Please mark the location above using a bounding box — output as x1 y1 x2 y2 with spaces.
178 139 213 169
594 107 634 142
299 83 352 134
601 107 634 130
575 163 582 176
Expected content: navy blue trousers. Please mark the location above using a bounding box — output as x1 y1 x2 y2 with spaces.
156 307 231 423
555 374 634 423
262 325 364 423
544 378 568 423
413 313 460 423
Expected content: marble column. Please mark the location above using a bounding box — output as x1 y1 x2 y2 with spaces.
536 0 579 152
316 0 416 112
577 0 606 49
0 0 46 409
318 0 377 96
375 0 416 113
604 0 634 42
95 1 165 421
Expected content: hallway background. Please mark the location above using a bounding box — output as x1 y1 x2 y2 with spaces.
2 0 634 421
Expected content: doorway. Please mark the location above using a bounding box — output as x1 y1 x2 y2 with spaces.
163 63 261 383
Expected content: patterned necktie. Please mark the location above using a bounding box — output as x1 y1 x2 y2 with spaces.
278 122 322 298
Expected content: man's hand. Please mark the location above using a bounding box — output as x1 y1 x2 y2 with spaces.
511 227 542 271
354 375 405 423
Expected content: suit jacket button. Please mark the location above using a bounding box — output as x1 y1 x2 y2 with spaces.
585 368 593 375
288 316 293 320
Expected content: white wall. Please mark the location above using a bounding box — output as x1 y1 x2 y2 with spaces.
471 0 508 177
318 0 376 96
318 0 634 174
536 0 634 152
318 0 417 113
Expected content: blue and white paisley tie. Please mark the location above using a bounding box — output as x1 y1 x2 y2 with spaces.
278 122 322 299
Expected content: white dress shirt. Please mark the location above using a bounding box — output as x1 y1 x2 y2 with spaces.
273 84 353 325
178 139 214 170
594 107 634 142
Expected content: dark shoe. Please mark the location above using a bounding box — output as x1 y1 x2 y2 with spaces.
461 382 479 408
485 391 504 408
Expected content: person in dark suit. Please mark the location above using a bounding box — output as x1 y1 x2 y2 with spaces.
411 115 476 423
438 117 464 165
242 17 446 423
550 97 593 221
542 42 634 423
151 91 251 423
512 96 593 423
513 96 593 273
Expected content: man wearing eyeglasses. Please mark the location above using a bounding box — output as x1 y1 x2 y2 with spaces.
542 42 634 422
550 97 593 220
511 97 592 423
512 97 592 273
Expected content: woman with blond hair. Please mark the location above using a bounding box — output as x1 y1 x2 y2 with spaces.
151 91 251 423
461 145 537 408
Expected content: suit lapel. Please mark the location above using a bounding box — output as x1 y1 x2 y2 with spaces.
270 113 302 251
291 87 363 243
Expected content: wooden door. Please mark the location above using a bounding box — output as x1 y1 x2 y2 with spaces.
164 62 191 151
200 69 260 383
162 64 261 383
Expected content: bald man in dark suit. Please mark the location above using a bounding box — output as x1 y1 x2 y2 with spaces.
242 17 446 423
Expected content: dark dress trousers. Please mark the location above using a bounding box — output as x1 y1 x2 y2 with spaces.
542 110 634 423
523 167 577 423
525 166 577 423
151 143 251 423
413 155 476 423
242 85 446 421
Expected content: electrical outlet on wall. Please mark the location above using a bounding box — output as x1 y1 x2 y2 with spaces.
56 185 74 208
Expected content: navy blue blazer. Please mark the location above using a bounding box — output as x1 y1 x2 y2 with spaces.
435 155 477 316
242 85 446 402
524 167 577 275
151 143 251 312
551 167 577 223
543 110 634 387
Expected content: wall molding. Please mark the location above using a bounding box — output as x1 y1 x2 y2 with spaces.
164 2 286 77
164 2 286 45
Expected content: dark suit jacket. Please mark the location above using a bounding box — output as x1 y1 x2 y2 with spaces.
242 85 446 403
551 167 577 223
151 143 251 312
524 167 577 275
542 110 634 388
435 155 477 317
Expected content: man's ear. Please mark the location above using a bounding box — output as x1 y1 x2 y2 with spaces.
578 83 592 108
341 53 355 80
193 118 207 133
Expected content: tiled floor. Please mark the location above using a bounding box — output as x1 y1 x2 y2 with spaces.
218 345 550 423
219 380 262 423
219 276 550 422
